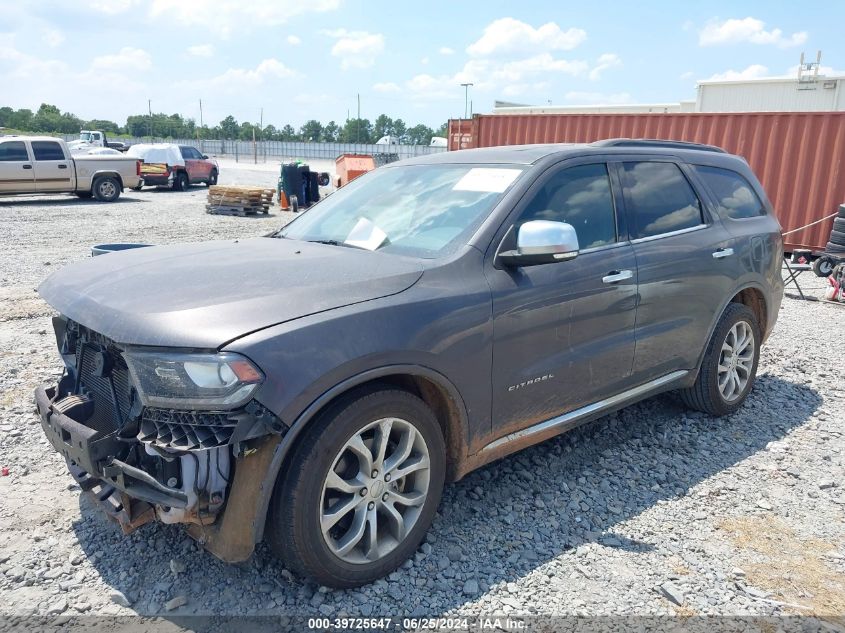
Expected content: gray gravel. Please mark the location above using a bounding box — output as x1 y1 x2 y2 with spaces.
1 168 843 622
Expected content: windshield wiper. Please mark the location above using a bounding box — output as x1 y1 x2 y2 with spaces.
306 239 366 250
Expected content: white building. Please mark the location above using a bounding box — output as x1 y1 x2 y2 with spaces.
492 67 845 115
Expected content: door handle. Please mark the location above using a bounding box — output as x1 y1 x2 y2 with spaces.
712 248 734 259
602 269 633 284
22 164 32 170
58 164 68 169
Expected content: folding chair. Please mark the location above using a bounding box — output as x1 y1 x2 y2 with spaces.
782 258 813 300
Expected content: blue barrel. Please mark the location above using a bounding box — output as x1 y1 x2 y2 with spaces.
91 243 152 257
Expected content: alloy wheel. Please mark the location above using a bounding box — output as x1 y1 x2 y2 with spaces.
718 321 755 402
320 417 431 564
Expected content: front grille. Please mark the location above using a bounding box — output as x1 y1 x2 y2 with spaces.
139 408 238 450
74 332 135 434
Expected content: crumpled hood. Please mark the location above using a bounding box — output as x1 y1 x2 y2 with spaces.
38 238 424 348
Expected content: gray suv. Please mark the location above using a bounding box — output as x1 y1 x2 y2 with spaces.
35 140 783 587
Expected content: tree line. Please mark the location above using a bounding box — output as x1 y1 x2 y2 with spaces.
0 104 448 145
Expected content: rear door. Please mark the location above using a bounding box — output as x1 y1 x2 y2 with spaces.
31 140 72 192
486 159 639 436
615 159 736 383
0 140 35 193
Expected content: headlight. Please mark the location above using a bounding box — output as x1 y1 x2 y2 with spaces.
124 351 264 410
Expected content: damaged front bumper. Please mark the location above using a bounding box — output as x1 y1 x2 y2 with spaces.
34 319 286 560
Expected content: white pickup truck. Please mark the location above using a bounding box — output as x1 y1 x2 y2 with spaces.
0 136 141 202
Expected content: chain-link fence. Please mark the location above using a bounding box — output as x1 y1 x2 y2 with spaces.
63 135 447 162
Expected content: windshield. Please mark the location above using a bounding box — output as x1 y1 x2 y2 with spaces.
278 164 524 258
79 132 92 141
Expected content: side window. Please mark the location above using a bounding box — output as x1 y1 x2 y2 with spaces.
519 163 617 249
180 147 191 159
31 141 65 161
0 141 29 161
620 162 703 239
193 148 204 159
693 165 766 220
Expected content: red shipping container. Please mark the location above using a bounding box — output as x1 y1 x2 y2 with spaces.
449 112 845 252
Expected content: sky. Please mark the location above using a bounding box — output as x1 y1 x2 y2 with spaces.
1 1 843 130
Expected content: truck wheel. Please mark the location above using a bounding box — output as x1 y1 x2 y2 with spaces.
92 176 121 202
173 172 189 191
679 303 761 416
207 170 218 186
267 387 446 588
813 256 835 278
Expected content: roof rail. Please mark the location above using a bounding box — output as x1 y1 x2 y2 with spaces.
591 138 727 153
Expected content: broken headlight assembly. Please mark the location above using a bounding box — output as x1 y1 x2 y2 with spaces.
124 351 264 410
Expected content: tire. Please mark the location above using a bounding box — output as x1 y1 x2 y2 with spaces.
75 191 93 199
206 170 218 186
92 176 121 202
267 387 446 588
833 217 845 233
813 256 835 278
829 229 845 246
679 303 761 416
827 242 845 255
290 195 299 213
172 172 189 192
837 205 845 220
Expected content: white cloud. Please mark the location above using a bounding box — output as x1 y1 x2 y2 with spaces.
439 47 454 55
706 64 769 81
589 53 621 81
321 29 384 69
287 35 301 45
373 82 401 93
502 81 551 97
187 44 214 57
680 71 694 80
90 0 341 36
91 47 152 71
699 17 807 48
467 18 586 57
42 28 64 48
564 91 634 104
195 58 299 92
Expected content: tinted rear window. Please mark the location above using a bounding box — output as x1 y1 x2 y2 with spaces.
0 141 28 161
620 162 703 238
693 165 766 220
31 141 65 161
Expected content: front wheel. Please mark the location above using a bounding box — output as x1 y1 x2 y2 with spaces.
206 170 218 186
679 303 761 416
92 176 121 202
267 388 446 588
813 256 835 278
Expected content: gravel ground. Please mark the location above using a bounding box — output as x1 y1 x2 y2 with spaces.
0 170 843 627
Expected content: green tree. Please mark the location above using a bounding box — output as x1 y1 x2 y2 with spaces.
373 114 394 140
323 121 340 142
299 119 323 142
340 118 372 143
84 119 121 134
219 115 239 139
279 124 297 141
435 121 448 138
406 123 434 145
393 118 407 143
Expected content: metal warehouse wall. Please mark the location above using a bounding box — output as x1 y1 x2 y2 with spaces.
449 112 845 252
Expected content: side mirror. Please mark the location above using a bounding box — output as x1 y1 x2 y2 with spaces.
497 220 580 267
202 154 209 159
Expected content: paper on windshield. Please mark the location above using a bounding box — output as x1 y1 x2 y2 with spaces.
345 217 388 251
453 168 522 193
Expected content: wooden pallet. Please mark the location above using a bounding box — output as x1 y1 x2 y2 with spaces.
206 186 275 215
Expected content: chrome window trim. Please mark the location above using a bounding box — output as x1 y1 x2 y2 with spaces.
629 224 707 245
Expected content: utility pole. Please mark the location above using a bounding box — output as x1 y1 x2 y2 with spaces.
148 99 152 139
357 93 361 143
198 99 203 149
460 83 473 119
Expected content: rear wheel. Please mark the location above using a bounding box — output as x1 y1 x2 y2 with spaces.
268 388 445 588
172 172 189 191
813 256 835 278
679 303 761 416
92 176 121 202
